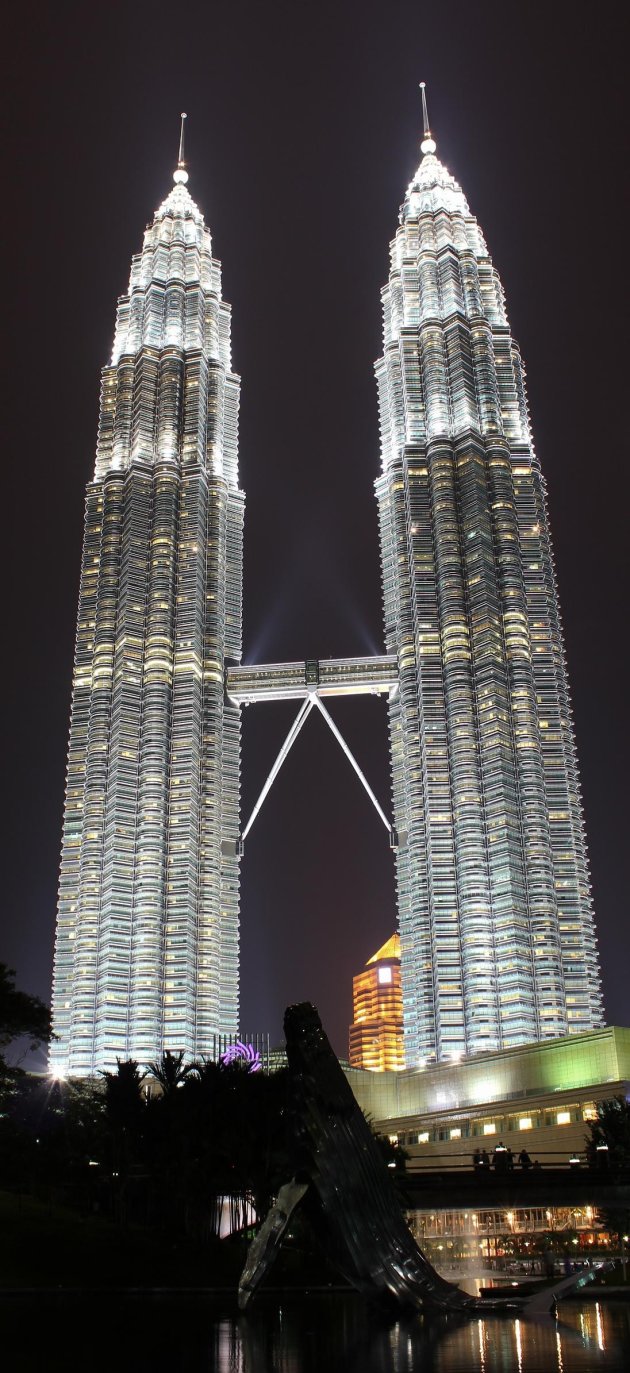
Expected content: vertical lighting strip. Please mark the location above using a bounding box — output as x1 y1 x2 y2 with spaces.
375 118 603 1065
51 166 244 1075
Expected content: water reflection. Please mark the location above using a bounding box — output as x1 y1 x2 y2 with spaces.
212 1297 630 1373
5 1292 630 1371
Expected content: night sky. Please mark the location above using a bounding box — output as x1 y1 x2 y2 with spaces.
1 2 627 1062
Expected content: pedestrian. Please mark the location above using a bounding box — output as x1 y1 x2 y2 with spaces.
533 1158 542 1170
473 1147 482 1172
518 1148 532 1170
480 1148 491 1170
506 1147 514 1172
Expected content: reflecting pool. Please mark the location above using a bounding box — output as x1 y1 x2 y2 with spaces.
5 1292 630 1371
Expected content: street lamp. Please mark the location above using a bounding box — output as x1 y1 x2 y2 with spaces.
596 1141 609 1170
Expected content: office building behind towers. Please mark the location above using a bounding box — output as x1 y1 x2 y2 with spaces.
349 935 405 1071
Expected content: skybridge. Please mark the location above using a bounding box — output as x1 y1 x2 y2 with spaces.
226 654 398 705
226 656 400 849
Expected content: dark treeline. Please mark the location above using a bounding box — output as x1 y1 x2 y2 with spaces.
0 1052 291 1244
0 964 400 1276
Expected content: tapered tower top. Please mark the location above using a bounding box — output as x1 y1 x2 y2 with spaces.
401 83 470 221
97 116 238 478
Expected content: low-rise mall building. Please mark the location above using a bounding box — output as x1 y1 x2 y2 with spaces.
347 1025 630 1170
346 1025 630 1261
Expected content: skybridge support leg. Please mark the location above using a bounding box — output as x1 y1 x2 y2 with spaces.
241 696 315 844
311 693 393 837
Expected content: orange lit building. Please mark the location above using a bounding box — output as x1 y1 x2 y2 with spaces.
349 934 405 1071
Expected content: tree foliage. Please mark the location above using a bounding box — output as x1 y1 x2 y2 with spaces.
585 1096 630 1241
0 963 53 1105
102 1058 147 1131
0 1051 292 1245
0 963 52 1050
585 1096 630 1170
146 1049 194 1097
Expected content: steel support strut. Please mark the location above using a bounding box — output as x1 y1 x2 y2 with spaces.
239 690 394 846
241 695 315 842
311 694 393 836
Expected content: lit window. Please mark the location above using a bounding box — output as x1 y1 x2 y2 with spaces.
450 1128 461 1140
418 1132 429 1144
519 1117 532 1131
556 1111 571 1126
483 1123 496 1136
378 966 393 985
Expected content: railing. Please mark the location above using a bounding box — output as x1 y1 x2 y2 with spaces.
400 1150 625 1174
226 655 398 703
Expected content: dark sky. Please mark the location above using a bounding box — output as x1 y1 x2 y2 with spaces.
1 1 627 1061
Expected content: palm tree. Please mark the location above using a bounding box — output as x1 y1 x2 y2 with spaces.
146 1049 194 1099
102 1058 147 1131
101 1058 148 1221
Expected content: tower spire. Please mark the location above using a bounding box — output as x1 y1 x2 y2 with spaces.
419 82 436 156
174 112 189 184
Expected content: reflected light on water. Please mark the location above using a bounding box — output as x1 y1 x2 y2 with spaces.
595 1302 605 1353
215 1320 244 1373
515 1318 523 1373
205 1298 630 1373
478 1318 486 1372
556 1322 564 1373
6 1294 630 1372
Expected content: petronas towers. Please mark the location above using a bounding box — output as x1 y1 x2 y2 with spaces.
50 104 602 1076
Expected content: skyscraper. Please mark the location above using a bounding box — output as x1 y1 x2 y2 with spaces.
51 98 604 1079
375 91 602 1065
50 126 244 1075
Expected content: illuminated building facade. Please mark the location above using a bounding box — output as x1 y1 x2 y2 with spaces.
347 1025 630 1171
51 98 604 1077
50 132 244 1075
349 934 405 1071
375 94 603 1064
